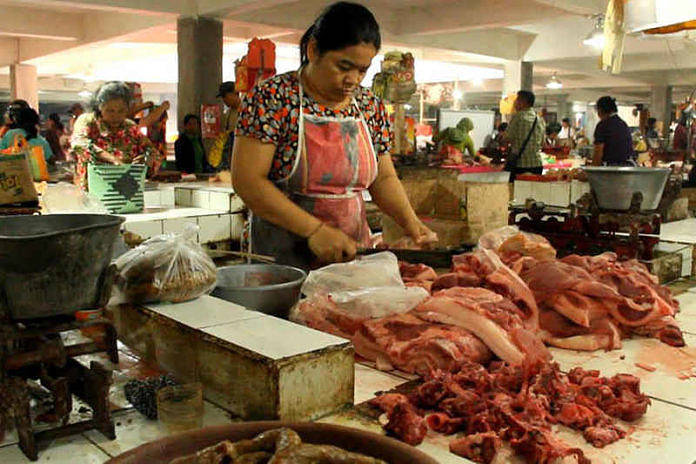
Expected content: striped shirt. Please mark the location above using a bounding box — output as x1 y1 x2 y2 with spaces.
508 107 545 168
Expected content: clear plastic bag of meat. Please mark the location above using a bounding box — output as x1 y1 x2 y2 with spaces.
294 252 429 325
478 225 556 262
112 224 217 304
301 252 404 298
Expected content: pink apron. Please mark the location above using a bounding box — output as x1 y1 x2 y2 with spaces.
251 74 378 269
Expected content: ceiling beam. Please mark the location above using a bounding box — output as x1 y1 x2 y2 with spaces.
5 0 190 15
198 0 300 18
392 0 571 36
0 6 84 41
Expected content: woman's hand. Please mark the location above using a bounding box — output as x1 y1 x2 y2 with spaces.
404 219 438 249
307 224 357 264
95 151 123 165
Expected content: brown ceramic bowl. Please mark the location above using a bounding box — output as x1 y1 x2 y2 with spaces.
106 421 438 464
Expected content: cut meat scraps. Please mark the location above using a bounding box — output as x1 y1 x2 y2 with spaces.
399 262 437 283
414 287 549 365
371 361 649 464
353 313 493 375
369 393 427 446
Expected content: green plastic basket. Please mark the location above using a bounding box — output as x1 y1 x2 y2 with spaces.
87 164 146 214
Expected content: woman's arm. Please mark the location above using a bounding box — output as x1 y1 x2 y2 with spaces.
464 135 476 157
592 143 604 166
369 155 436 245
138 101 170 128
232 136 358 263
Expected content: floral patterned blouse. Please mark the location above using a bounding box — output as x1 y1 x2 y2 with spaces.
236 71 392 181
69 113 156 190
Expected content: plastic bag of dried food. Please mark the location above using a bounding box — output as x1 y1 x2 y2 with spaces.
113 224 216 304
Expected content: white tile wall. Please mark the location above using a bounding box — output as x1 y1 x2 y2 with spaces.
175 188 192 207
163 217 199 237
231 213 245 241
198 214 232 243
191 190 211 209
123 220 163 240
160 188 176 206
209 191 231 211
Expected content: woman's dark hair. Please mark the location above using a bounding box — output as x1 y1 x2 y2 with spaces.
183 113 200 125
90 81 133 116
300 2 381 65
562 117 570 124
498 122 508 132
49 113 64 132
9 107 39 140
647 117 656 126
516 90 535 107
596 96 618 115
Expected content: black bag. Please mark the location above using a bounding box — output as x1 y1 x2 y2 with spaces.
505 116 538 172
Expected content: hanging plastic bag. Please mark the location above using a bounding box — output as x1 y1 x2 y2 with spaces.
113 224 217 304
42 182 108 214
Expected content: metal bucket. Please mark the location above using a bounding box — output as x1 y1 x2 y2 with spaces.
583 167 670 211
0 214 124 320
211 264 307 319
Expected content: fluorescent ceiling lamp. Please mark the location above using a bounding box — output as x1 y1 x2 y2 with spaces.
546 73 563 90
583 15 605 49
78 89 92 98
452 89 464 100
0 32 78 41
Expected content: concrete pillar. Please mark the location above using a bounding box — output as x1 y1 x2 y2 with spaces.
502 61 533 97
177 16 223 134
650 85 672 137
10 64 38 110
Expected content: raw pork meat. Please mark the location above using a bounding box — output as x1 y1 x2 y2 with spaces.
399 262 437 292
353 313 492 375
414 287 549 365
371 361 649 464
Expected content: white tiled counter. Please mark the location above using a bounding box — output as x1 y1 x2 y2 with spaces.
108 296 354 422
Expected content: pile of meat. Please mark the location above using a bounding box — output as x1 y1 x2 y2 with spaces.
370 361 650 464
479 228 684 351
294 253 551 374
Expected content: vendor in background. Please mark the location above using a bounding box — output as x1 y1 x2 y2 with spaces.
673 112 690 151
43 113 66 161
0 99 30 138
591 96 634 166
209 81 241 170
558 118 574 148
505 90 545 178
232 1 437 269
67 103 84 136
70 81 155 190
0 107 53 161
544 122 561 149
175 114 209 174
433 117 476 158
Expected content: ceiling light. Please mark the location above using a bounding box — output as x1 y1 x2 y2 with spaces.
471 78 484 87
452 89 463 100
545 73 563 90
78 89 93 98
583 15 605 49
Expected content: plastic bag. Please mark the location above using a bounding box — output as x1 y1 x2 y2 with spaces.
478 226 556 262
301 252 403 298
42 182 108 214
113 224 216 304
296 252 429 321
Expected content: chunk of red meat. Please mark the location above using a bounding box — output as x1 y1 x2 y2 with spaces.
431 271 481 291
399 261 437 283
426 412 465 434
449 432 501 464
583 426 623 448
370 394 427 446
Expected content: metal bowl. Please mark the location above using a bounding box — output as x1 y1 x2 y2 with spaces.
582 166 670 211
211 264 306 318
0 214 124 319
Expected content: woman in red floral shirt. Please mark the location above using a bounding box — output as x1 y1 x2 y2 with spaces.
233 2 436 269
70 81 155 190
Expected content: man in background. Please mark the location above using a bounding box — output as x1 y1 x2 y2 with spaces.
175 114 208 174
505 90 546 179
558 118 575 148
209 81 241 170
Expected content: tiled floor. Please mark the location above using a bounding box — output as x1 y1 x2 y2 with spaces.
3 281 696 463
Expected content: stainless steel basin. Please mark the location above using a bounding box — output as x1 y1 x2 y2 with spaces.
211 264 307 318
582 167 670 211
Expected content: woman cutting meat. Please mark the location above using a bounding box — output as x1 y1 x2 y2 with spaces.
233 2 436 269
